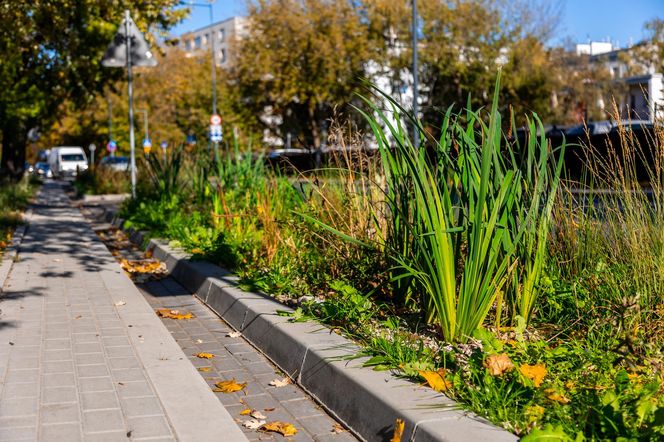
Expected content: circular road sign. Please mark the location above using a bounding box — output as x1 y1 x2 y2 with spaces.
107 140 117 152
210 114 222 125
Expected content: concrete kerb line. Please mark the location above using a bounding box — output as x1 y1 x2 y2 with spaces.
97 205 517 442
0 209 32 291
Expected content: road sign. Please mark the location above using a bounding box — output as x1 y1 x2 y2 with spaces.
160 141 168 149
89 144 96 152
186 134 196 145
210 114 222 125
210 124 223 143
107 140 117 152
143 138 152 148
101 15 157 68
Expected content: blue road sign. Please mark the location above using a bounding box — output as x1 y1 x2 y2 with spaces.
107 140 117 152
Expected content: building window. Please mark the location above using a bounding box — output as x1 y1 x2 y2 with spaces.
203 33 209 45
194 36 201 49
218 29 225 41
220 48 226 63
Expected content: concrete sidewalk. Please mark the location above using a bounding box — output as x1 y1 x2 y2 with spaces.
0 183 247 442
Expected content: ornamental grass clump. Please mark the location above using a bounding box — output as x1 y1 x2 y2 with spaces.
353 75 563 342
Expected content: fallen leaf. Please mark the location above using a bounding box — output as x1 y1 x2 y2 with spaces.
391 418 405 442
269 377 292 388
251 410 267 420
156 309 194 320
227 331 242 338
483 353 514 376
519 363 547 387
545 388 571 404
213 379 247 393
260 421 298 437
144 249 154 259
419 369 452 392
198 367 212 372
194 352 215 359
114 301 126 307
240 409 252 416
243 419 265 430
74 315 82 320
331 423 345 434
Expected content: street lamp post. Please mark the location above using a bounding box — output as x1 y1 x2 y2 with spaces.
412 0 419 149
138 108 149 144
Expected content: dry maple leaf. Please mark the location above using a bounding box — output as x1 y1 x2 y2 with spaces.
391 418 405 442
331 423 345 434
227 331 242 338
483 353 514 376
194 352 215 359
268 377 292 388
519 363 547 387
114 301 126 307
419 369 452 392
545 388 571 404
242 419 265 430
239 409 252 416
198 367 212 372
156 309 194 320
260 422 298 437
213 379 247 393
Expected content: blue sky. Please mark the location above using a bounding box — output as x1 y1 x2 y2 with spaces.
170 0 663 48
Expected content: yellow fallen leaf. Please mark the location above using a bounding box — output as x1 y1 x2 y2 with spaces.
144 249 154 259
240 408 252 416
545 388 571 404
260 421 297 437
268 377 291 388
483 353 514 376
194 352 215 359
198 367 212 372
331 423 345 434
156 309 194 320
391 418 405 442
213 379 247 393
419 369 452 392
519 363 547 387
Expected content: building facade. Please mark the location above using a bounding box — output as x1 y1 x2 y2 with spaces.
178 16 247 67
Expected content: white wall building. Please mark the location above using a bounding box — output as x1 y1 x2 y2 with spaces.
178 16 248 67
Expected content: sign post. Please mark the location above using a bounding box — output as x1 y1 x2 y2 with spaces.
88 143 96 169
102 10 157 198
210 114 223 163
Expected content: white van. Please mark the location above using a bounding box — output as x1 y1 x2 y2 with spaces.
48 146 88 178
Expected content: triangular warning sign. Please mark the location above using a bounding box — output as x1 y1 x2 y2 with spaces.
101 14 157 68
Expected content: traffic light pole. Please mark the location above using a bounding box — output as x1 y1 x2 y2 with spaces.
125 9 137 199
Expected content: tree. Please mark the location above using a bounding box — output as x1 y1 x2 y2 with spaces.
0 0 186 179
232 0 372 149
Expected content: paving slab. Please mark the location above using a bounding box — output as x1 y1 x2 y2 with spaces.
0 182 247 442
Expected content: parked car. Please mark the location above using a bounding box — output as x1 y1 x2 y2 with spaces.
99 156 130 172
34 162 53 178
48 146 88 178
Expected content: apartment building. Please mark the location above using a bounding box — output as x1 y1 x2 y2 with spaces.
178 16 248 67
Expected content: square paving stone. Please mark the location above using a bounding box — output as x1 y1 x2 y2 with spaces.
3 381 39 398
120 396 163 417
42 373 76 388
79 376 114 393
73 342 103 354
83 430 129 442
0 397 38 417
74 352 105 365
126 415 172 439
43 360 75 374
105 346 134 358
44 339 71 350
82 409 124 433
81 391 120 411
43 349 74 362
116 381 153 398
0 425 37 440
42 387 78 404
77 364 110 378
281 398 324 420
9 356 40 370
40 402 80 424
72 333 99 344
0 415 37 428
40 423 82 442
111 368 146 383
108 357 140 370
102 336 130 347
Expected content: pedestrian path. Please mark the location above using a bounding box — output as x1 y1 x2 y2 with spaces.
0 182 247 441
82 198 357 441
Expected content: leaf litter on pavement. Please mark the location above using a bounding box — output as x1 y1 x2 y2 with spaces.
213 379 247 393
156 309 194 320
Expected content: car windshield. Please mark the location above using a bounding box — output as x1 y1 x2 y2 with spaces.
61 154 85 162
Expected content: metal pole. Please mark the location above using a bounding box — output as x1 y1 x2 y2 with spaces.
108 94 114 158
209 4 220 159
412 0 419 149
125 9 137 198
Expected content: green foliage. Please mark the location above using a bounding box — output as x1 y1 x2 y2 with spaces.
74 168 130 195
0 176 35 253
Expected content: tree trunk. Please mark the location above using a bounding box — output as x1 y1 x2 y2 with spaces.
307 105 321 150
1 118 27 181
